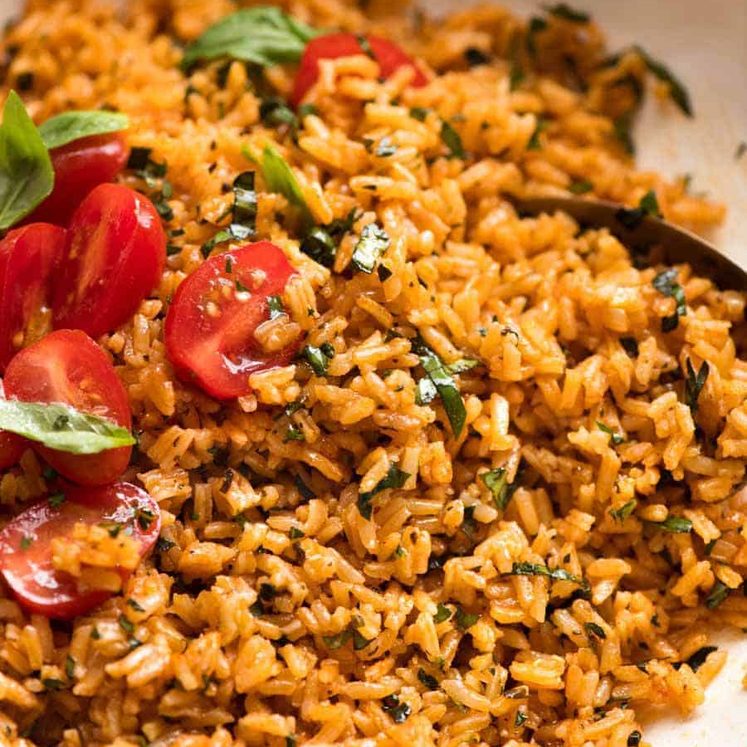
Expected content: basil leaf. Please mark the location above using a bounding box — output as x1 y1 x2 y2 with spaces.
433 603 452 623
481 467 518 510
705 582 728 610
633 46 693 117
510 561 588 589
680 646 717 672
412 339 467 438
647 516 692 533
584 621 606 639
357 464 409 520
381 694 411 723
417 668 439 690
609 499 637 523
596 420 624 446
616 189 661 229
182 7 319 70
351 223 390 274
0 90 54 230
620 337 639 357
38 110 129 150
201 171 257 257
527 116 547 150
685 358 709 414
302 344 334 376
415 377 438 405
454 607 479 630
440 120 465 159
613 113 635 155
267 295 285 320
261 144 312 221
0 399 135 454
545 3 590 22
569 179 593 194
652 267 687 332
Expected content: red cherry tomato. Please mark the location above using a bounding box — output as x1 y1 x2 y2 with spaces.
0 482 160 619
52 183 167 339
291 32 428 106
0 433 24 471
25 133 129 226
165 241 299 399
0 223 67 372
3 329 132 486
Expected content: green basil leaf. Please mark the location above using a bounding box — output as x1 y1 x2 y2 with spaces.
596 420 625 445
685 358 709 414
569 179 593 194
182 7 319 70
481 467 518 510
647 516 692 533
510 561 588 589
357 464 409 520
433 603 452 623
652 267 687 332
609 498 637 523
454 606 479 630
0 90 54 230
545 3 590 23
261 144 312 221
633 46 693 117
417 668 439 690
0 399 135 454
201 171 257 258
351 223 390 274
440 120 465 159
527 116 548 150
705 582 728 610
38 110 129 150
616 189 661 229
584 621 606 639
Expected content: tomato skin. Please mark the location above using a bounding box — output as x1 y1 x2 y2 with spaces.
291 32 427 106
165 241 299 399
0 482 160 619
3 329 132 486
0 433 24 471
52 183 167 339
24 133 129 226
0 223 67 373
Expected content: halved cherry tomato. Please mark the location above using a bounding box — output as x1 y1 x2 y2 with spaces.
0 223 67 373
0 433 24 471
25 133 129 226
3 329 132 486
52 183 167 339
291 32 428 106
0 482 160 619
165 241 299 399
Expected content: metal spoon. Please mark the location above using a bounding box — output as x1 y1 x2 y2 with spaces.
512 196 747 291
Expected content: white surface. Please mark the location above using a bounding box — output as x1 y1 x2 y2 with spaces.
0 0 744 744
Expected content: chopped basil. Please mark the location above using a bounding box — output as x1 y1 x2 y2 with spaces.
351 223 390 274
633 46 693 117
352 629 371 650
684 645 717 671
294 474 315 500
284 425 304 442
357 464 409 520
300 209 359 268
19 535 32 550
417 668 438 690
322 630 351 650
42 678 65 691
652 268 687 332
409 107 430 122
181 7 319 70
620 336 639 357
412 339 467 438
510 561 587 588
569 179 593 194
616 189 661 229
685 358 709 414
289 527 305 540
609 499 637 523
298 103 318 119
584 622 606 639
48 492 65 508
526 116 547 150
613 113 635 155
259 96 298 131
65 655 75 680
705 581 728 610
515 710 528 727
481 467 517 510
627 730 642 747
201 171 257 257
355 34 375 59
135 507 157 531
260 144 311 223
647 516 692 533
0 91 54 230
448 358 480 374
38 110 129 150
375 137 397 157
545 3 590 22
433 603 453 624
381 694 411 723
156 536 176 552
267 295 285 320
377 264 393 281
0 400 134 454
454 607 479 631
526 17 548 57
302 344 334 376
127 598 145 613
440 121 465 159
596 421 624 446
118 615 135 635
464 47 490 67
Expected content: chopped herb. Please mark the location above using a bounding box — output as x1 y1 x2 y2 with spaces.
433 603 453 624
545 3 590 22
412 339 467 438
511 561 588 588
526 16 548 57
652 268 687 332
684 645 717 671
289 527 305 540
454 607 479 631
633 46 693 117
42 466 58 480
355 34 375 58
627 730 642 747
706 581 729 610
284 401 304 417
527 117 547 150
286 737 297 747
647 516 692 533
294 474 315 500
515 710 528 727
260 144 311 222
48 492 65 508
300 226 337 267
259 583 277 601
201 171 257 257
616 189 661 229
298 103 318 119
440 121 465 159
127 598 145 613
65 655 75 679
735 141 747 161
352 629 371 650
284 425 305 442
156 536 176 552
249 600 264 616
584 621 606 639
620 337 639 357
91 626 101 640
613 113 635 155
609 499 637 523
267 295 285 320
569 179 593 194
135 507 156 531
409 107 430 122
357 464 409 520
118 615 135 635
417 668 439 690
375 137 397 157
39 110 129 150
377 264 393 281
42 678 65 691
481 467 517 510
448 358 480 374
259 96 298 131
464 47 490 67
394 545 406 558
302 344 334 376
323 630 352 649
382 694 411 723
351 223 390 274
596 421 624 446
704 539 716 555
685 358 709 414
19 535 32 550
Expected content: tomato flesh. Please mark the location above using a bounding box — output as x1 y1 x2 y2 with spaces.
291 32 427 106
3 329 132 486
0 433 24 471
0 223 67 373
52 183 167 339
25 133 129 226
165 241 298 399
0 482 160 619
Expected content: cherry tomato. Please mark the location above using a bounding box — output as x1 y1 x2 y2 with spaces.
0 482 160 619
165 241 299 399
0 223 67 372
0 433 24 471
52 183 167 339
25 133 129 226
3 329 132 486
291 33 428 106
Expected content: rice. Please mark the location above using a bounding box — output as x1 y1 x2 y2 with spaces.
0 0 745 745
